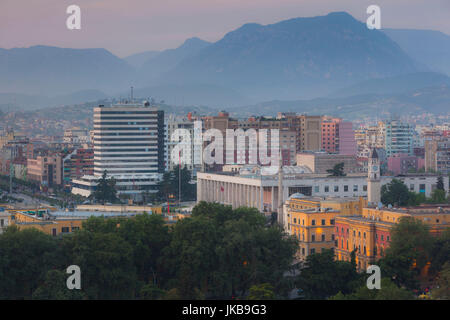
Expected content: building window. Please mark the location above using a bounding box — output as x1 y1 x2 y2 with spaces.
330 219 335 225
344 185 348 192
302 248 305 255
363 232 366 239
310 248 315 255
353 185 358 192
312 219 316 226
363 185 367 191
325 186 329 192
381 235 384 241
314 186 319 193
321 234 325 242
61 227 70 233
334 186 339 192
321 219 326 226
312 235 315 242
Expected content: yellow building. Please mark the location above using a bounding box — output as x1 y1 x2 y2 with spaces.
335 205 450 271
8 209 84 236
6 206 189 236
285 194 367 260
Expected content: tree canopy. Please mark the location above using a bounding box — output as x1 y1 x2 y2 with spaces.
327 162 346 177
92 170 118 204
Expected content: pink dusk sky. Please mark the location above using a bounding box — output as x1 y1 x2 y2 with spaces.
1 0 449 57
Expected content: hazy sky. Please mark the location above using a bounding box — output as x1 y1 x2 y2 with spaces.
1 0 449 57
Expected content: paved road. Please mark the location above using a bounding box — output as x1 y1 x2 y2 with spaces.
10 192 51 207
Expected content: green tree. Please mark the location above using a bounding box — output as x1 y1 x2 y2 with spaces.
139 283 166 300
92 170 118 204
162 202 297 299
430 228 450 274
32 269 86 300
430 189 447 204
61 228 137 299
247 283 276 300
327 162 346 177
296 249 361 299
159 165 196 202
408 192 426 206
0 226 58 299
379 217 434 290
381 179 411 206
330 278 414 300
436 176 444 191
431 262 450 300
117 213 170 285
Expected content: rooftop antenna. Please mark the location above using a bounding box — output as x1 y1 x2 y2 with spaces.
131 86 134 102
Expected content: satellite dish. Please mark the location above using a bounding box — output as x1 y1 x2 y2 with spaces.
377 202 383 209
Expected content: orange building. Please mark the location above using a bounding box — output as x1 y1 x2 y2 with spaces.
285 194 367 260
335 205 450 271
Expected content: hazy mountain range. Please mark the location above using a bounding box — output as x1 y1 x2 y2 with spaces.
1 11 449 113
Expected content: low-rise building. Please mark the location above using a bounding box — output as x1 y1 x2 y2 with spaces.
334 205 450 271
284 195 367 260
296 152 363 174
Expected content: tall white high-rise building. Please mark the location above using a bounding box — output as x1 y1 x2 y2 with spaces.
72 101 165 200
384 119 413 157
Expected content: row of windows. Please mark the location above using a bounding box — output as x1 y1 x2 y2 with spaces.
94 121 158 125
95 127 158 131
336 240 385 257
94 143 157 148
93 169 159 174
94 154 157 157
94 159 154 164
292 218 335 226
94 148 157 153
95 111 159 115
94 116 158 120
316 185 367 193
335 228 390 242
94 132 158 136
94 138 155 142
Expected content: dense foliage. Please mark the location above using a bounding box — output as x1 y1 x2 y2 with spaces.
0 202 297 300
